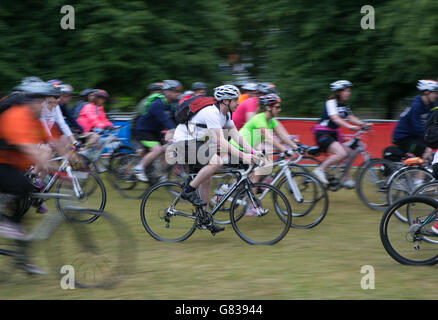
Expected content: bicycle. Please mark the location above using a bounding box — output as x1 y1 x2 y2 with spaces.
380 195 438 266
385 157 434 222
0 192 136 288
209 149 329 229
20 149 106 224
140 163 292 245
77 126 137 174
303 128 373 191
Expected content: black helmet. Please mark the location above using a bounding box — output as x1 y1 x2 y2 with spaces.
14 77 61 98
148 82 164 92
94 89 109 98
79 88 97 97
258 83 277 94
192 82 207 91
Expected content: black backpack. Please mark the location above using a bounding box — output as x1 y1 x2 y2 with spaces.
174 95 217 124
425 109 438 148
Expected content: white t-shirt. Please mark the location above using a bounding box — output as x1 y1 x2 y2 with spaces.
173 105 234 142
40 103 73 137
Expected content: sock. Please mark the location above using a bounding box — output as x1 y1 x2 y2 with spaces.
134 164 144 171
184 184 196 193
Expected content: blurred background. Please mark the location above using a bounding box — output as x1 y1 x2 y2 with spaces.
1 0 438 118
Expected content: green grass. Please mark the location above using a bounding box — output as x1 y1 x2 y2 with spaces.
1 173 438 300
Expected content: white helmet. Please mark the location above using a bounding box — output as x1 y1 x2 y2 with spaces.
330 80 353 92
214 85 240 101
417 80 438 92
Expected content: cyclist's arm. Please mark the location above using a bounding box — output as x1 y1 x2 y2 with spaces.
209 128 251 162
330 114 360 130
17 143 53 172
346 114 367 127
273 122 298 150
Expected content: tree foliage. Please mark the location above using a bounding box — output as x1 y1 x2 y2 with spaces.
0 1 437 117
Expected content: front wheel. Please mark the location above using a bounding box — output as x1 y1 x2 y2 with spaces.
380 196 438 266
276 172 329 229
229 183 292 245
140 182 197 242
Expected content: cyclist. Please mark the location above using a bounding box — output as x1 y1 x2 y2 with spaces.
192 82 208 96
312 80 370 187
237 82 259 104
172 84 262 233
0 77 58 274
392 80 438 162
232 83 274 131
136 82 165 115
73 88 97 119
133 80 181 182
230 94 298 215
57 84 84 134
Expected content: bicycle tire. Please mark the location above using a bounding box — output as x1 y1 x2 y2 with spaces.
229 182 292 245
380 195 438 266
46 209 137 288
355 158 398 211
140 181 197 242
387 166 434 222
276 172 329 229
55 171 107 224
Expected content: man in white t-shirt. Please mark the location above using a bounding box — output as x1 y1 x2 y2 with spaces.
172 85 262 233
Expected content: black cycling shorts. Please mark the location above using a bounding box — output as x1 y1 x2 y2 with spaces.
393 136 427 157
314 130 339 152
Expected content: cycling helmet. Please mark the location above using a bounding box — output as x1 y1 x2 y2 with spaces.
148 82 163 91
79 88 97 97
162 80 183 91
258 83 277 94
417 80 438 92
94 89 109 98
14 77 61 97
330 80 353 92
192 82 208 91
58 84 74 94
259 94 282 108
213 85 240 101
241 82 259 92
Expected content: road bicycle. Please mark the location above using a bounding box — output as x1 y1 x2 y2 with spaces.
0 192 136 288
209 149 329 229
77 126 137 174
21 149 106 224
380 195 438 266
140 163 292 245
302 129 373 191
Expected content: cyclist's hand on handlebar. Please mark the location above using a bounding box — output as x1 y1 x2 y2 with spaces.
349 125 361 131
361 123 372 130
252 150 264 158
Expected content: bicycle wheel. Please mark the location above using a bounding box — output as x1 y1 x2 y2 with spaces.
46 209 137 288
413 180 438 201
55 171 107 223
356 158 398 211
380 196 438 266
387 167 434 222
276 172 329 228
140 181 197 242
298 156 321 171
229 183 292 245
108 153 148 199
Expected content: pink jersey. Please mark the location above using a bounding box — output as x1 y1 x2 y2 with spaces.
77 103 113 132
232 97 259 131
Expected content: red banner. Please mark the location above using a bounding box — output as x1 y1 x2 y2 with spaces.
279 119 397 165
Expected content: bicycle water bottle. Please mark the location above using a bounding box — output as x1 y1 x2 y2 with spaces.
211 184 229 205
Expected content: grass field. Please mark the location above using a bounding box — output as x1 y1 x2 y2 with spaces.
1 172 438 300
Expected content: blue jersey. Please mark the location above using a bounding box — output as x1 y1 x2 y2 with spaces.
392 95 433 141
134 98 176 133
